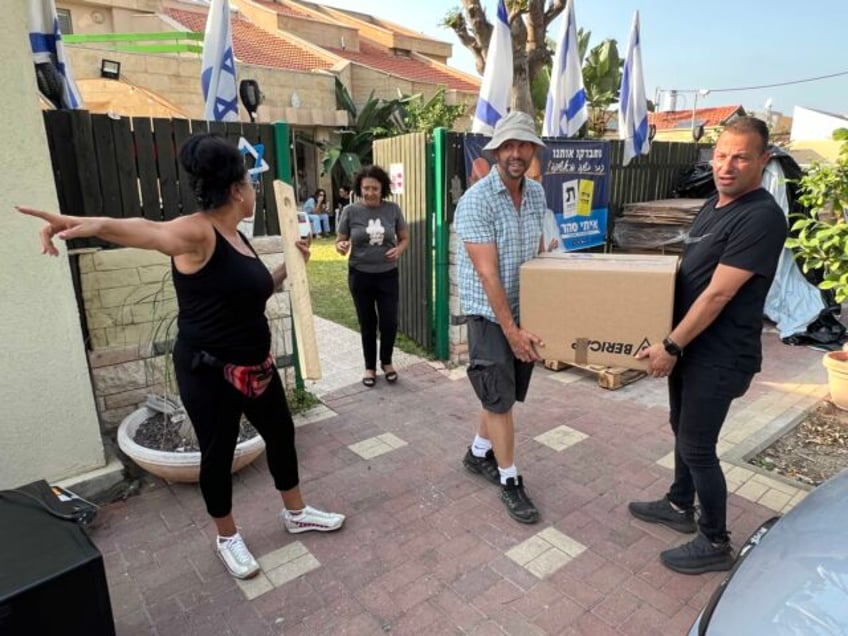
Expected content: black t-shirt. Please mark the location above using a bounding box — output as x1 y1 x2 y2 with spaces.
172 229 273 365
675 188 787 372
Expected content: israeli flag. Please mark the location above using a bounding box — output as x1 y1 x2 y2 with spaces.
543 0 587 138
619 11 650 165
471 0 512 135
28 0 82 109
201 0 239 122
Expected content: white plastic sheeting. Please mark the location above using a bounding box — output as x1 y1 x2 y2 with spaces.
761 160 826 339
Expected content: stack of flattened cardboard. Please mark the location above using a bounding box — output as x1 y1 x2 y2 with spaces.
612 198 705 253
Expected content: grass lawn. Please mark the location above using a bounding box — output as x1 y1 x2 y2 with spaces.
306 236 430 358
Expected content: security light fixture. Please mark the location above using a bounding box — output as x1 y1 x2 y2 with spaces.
239 79 264 122
100 59 121 80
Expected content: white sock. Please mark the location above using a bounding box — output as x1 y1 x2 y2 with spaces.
498 464 517 485
471 435 492 458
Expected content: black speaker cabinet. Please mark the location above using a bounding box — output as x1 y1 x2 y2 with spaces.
0 483 115 635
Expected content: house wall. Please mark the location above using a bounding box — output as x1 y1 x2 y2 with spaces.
788 140 843 164
0 3 105 488
791 106 848 142
66 46 342 124
652 126 723 144
79 239 295 432
58 1 167 35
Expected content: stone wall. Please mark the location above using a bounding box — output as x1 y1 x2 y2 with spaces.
79 237 294 432
448 227 468 366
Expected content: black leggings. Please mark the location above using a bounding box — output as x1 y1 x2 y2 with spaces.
667 358 752 541
173 341 299 518
348 267 399 371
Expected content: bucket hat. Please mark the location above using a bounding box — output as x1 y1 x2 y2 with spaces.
482 111 545 155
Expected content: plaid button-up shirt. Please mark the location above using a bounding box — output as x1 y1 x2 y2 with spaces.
455 167 545 324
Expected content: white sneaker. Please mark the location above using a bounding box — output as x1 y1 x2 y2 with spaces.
282 505 346 534
216 532 260 579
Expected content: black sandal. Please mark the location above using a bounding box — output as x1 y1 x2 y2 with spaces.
362 375 376 387
381 365 398 383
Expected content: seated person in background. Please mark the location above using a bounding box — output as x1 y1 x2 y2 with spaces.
336 185 351 213
304 189 331 238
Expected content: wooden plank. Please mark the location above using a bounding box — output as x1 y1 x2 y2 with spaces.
70 110 102 216
543 359 646 390
111 116 140 218
172 118 197 215
133 117 161 219
42 111 81 216
152 118 180 220
91 114 123 216
596 366 646 390
274 180 321 380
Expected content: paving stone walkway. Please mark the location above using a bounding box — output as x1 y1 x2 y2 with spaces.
89 321 828 635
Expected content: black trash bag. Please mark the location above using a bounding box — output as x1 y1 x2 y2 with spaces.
672 162 716 199
782 305 847 349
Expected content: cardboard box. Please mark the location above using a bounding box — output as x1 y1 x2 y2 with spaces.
520 253 678 370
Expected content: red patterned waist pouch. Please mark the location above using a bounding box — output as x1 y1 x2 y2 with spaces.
193 351 275 398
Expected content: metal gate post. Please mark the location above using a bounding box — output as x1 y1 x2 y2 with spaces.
273 122 304 390
432 127 449 360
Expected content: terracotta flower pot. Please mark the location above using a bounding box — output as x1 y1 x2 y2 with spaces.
117 407 265 483
823 351 848 411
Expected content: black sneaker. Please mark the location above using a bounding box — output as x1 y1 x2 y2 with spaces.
628 497 697 534
500 476 539 524
660 533 735 574
462 448 500 486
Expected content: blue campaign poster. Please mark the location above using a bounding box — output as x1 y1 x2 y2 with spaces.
462 136 611 252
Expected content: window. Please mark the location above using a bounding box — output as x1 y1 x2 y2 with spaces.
57 8 72 35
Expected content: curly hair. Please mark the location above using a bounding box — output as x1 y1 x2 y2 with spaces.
178 133 246 210
353 165 392 199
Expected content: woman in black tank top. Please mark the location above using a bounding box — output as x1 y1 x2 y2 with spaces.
16 133 345 581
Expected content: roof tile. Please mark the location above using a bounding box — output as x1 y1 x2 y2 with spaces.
649 105 744 130
165 7 334 72
326 40 478 93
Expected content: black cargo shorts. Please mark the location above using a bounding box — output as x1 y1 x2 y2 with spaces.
466 315 534 414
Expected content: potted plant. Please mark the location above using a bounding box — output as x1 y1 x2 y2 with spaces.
115 273 265 483
786 129 848 409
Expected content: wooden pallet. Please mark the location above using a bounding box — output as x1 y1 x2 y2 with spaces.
544 359 646 390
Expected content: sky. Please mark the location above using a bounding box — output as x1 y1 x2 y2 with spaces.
325 0 848 117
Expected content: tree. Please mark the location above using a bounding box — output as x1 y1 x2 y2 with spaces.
319 79 414 186
443 0 567 115
401 87 467 132
581 38 623 136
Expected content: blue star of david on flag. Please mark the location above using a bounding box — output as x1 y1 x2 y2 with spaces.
201 0 239 122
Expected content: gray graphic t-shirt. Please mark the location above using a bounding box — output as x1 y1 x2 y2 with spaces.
337 201 407 273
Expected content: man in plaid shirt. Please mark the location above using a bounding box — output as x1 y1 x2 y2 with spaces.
456 111 548 524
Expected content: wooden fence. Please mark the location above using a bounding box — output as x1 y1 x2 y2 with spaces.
42 110 282 248
373 132 431 350
607 139 701 214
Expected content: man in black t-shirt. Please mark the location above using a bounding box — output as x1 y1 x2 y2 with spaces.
628 117 787 575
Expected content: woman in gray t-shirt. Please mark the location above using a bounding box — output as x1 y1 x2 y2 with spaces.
335 165 409 387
